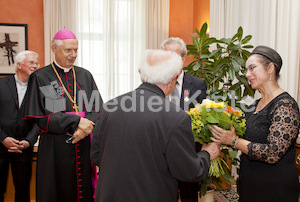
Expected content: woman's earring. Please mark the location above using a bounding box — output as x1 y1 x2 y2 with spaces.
269 74 272 81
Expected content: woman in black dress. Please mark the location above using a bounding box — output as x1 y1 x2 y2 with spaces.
211 46 300 202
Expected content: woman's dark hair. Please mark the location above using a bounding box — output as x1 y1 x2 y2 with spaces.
251 46 282 81
256 54 280 80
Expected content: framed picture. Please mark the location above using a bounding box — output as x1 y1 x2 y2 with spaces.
0 23 28 74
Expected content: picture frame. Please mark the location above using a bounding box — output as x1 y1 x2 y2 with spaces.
0 23 28 74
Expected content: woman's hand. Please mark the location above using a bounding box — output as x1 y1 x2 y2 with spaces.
210 125 237 146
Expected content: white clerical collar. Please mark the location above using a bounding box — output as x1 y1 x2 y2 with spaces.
14 74 28 86
54 60 72 73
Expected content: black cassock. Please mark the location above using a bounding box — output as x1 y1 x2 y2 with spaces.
24 63 102 202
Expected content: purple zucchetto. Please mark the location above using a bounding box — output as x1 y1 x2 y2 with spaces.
53 28 76 40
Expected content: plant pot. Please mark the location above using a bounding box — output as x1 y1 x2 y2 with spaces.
198 189 214 202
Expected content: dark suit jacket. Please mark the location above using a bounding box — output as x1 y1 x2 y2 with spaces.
0 75 38 150
180 73 207 111
91 83 210 202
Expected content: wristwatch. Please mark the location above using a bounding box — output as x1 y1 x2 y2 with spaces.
232 137 239 148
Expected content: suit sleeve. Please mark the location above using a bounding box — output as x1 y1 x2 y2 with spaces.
0 124 8 143
23 123 39 146
197 79 207 103
165 115 210 182
23 71 81 134
83 72 103 123
90 105 107 166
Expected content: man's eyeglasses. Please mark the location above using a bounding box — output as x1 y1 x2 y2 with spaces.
26 60 40 67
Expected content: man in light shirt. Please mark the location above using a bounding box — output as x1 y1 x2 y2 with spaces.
161 37 207 111
0 50 39 202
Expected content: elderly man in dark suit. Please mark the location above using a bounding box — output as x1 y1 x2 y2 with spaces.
161 37 207 112
0 50 39 202
91 49 220 202
161 37 207 202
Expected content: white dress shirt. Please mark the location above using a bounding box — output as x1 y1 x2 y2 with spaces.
14 74 28 107
168 71 184 102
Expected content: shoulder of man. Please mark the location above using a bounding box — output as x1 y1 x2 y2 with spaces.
32 64 52 75
184 72 205 84
73 65 93 76
0 74 13 82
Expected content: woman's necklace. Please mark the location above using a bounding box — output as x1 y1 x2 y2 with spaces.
51 63 79 115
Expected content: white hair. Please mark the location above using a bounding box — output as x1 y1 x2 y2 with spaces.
51 39 63 46
160 37 187 57
139 49 183 85
15 50 39 68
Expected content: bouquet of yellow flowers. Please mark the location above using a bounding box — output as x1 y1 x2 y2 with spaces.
187 99 246 197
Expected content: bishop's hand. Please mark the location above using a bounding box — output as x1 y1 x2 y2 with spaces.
71 117 95 144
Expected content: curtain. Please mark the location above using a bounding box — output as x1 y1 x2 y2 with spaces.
146 0 170 49
43 0 76 65
75 0 146 102
44 0 170 102
210 0 300 105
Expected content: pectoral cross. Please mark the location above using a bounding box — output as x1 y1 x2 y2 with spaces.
73 103 79 115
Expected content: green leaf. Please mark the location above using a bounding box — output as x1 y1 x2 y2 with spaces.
208 49 218 57
242 45 254 49
199 180 208 197
237 26 243 41
192 37 199 50
237 74 255 96
203 37 217 46
199 23 208 37
222 172 235 185
200 54 210 59
202 125 213 143
241 35 252 44
192 63 201 71
218 113 231 130
199 106 208 116
232 56 245 67
228 147 238 158
232 59 240 72
213 63 227 74
207 112 219 124
231 33 239 41
186 44 196 50
219 38 231 44
229 67 235 81
195 28 201 37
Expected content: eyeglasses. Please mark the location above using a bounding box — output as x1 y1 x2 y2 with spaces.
244 65 258 75
65 133 74 144
26 60 40 67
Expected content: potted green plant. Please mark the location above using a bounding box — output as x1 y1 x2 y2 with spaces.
185 22 255 108
185 23 256 198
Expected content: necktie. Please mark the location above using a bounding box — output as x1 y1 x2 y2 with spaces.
171 84 180 106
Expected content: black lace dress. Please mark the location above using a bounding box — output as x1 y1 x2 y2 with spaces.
238 92 300 202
